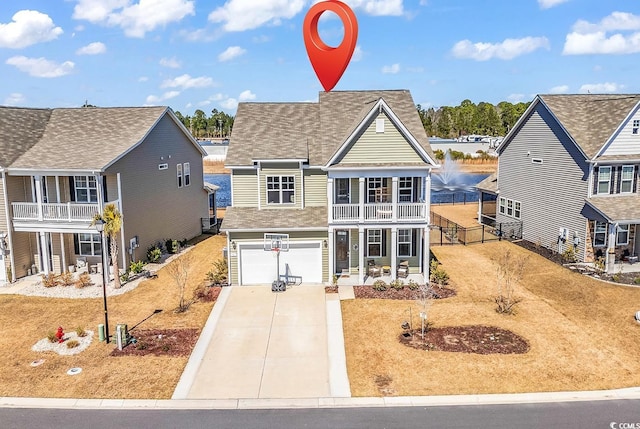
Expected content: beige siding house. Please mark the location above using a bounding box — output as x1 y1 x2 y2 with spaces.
222 90 438 285
0 106 209 283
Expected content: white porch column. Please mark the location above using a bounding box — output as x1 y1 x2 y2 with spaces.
327 178 334 223
423 227 430 284
358 178 365 223
606 223 617 274
391 176 398 222
424 175 431 221
39 232 50 275
96 174 105 212
391 227 397 281
328 227 334 280
60 233 67 273
358 227 365 284
34 175 44 221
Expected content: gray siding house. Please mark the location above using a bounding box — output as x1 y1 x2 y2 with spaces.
0 106 209 283
223 90 438 285
478 94 640 272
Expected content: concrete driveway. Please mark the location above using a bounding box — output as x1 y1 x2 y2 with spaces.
177 285 349 399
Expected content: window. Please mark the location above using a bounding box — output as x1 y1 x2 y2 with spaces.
617 224 629 245
399 177 414 202
267 176 295 204
74 176 97 202
376 118 385 133
368 178 389 203
594 221 607 247
335 178 350 204
531 158 543 164
633 119 640 135
499 197 506 214
398 229 412 257
507 199 513 217
514 201 521 219
184 163 191 187
367 229 382 257
499 197 521 219
77 233 101 256
621 165 634 193
177 164 183 188
597 166 611 194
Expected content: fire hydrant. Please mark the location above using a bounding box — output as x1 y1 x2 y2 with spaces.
55 326 64 343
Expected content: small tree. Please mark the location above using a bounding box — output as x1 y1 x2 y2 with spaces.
167 252 194 313
493 249 527 314
416 283 434 340
92 203 123 289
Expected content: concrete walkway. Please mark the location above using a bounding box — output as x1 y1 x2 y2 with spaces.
175 285 349 399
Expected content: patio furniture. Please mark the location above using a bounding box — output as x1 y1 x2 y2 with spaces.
397 260 409 278
367 260 381 278
76 257 87 272
382 265 391 275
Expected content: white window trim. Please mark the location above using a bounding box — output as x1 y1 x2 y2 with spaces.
367 177 389 203
367 229 382 258
335 178 350 204
633 119 640 135
266 175 296 205
77 233 101 256
399 177 414 203
184 162 191 187
499 197 521 219
398 229 412 257
617 224 630 246
594 221 607 247
177 164 183 188
74 175 98 203
597 166 611 194
499 197 506 215
621 165 634 194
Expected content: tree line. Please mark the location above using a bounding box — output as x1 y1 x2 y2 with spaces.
417 99 530 139
174 109 234 139
173 99 529 140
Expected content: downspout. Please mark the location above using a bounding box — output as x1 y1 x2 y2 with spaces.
117 173 126 271
1 170 16 282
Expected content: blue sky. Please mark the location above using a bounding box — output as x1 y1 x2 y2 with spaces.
1 0 639 115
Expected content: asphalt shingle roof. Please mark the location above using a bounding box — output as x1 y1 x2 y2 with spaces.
9 106 168 171
0 107 51 167
586 195 640 223
539 94 640 159
475 172 497 193
221 206 328 231
226 90 435 166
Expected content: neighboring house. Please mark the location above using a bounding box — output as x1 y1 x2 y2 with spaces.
222 90 438 285
477 94 640 272
0 106 210 283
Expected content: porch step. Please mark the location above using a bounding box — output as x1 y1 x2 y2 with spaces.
338 285 355 301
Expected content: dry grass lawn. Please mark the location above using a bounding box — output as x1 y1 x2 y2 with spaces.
203 159 229 174
343 240 640 396
431 202 480 228
0 234 226 399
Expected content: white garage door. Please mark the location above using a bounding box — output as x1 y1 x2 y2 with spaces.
239 242 322 285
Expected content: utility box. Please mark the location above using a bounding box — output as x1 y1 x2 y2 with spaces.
115 324 129 351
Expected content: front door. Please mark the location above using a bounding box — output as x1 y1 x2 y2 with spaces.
335 230 349 273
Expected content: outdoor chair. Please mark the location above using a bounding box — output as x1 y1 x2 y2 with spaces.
367 260 381 278
397 260 409 278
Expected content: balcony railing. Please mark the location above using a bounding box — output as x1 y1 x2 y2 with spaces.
12 201 117 223
331 202 427 223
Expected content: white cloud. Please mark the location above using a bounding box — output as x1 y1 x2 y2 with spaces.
220 98 238 110
538 0 569 9
161 74 214 90
238 90 256 101
73 0 195 38
564 12 640 55
159 57 181 68
138 76 149 82
507 93 526 103
4 92 26 105
352 45 364 62
579 82 623 93
382 63 400 74
452 36 550 61
0 10 63 49
218 46 247 62
349 0 403 16
145 90 180 104
76 42 106 55
6 56 74 78
549 85 570 94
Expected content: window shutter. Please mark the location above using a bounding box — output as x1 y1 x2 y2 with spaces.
634 167 638 193
382 230 387 257
73 234 79 254
69 176 76 202
412 229 418 257
102 176 108 202
616 166 622 194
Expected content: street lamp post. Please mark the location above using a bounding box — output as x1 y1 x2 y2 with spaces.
94 219 110 343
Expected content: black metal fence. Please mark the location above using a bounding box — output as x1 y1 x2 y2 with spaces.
430 211 522 246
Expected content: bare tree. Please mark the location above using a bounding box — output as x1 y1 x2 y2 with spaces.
494 249 527 315
166 252 193 313
416 283 434 340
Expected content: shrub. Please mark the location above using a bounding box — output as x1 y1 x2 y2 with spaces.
373 279 388 291
59 271 74 286
66 340 80 349
429 259 449 286
129 260 146 274
407 279 419 290
75 272 93 288
75 327 87 337
165 239 179 254
41 273 59 288
594 257 605 274
634 278 640 285
193 284 217 302
120 271 129 284
47 331 57 343
136 341 148 350
562 247 577 263
389 279 404 290
147 245 162 262
206 259 228 285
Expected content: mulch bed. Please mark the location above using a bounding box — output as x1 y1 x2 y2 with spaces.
325 286 339 293
399 325 529 354
354 285 456 300
110 328 200 357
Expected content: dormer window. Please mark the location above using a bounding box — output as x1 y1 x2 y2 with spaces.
633 119 639 135
597 166 611 194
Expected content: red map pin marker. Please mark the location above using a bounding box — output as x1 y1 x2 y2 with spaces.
303 0 358 92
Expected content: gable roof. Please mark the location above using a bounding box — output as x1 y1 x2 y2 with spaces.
226 90 435 167
539 94 640 159
0 107 51 167
8 106 173 171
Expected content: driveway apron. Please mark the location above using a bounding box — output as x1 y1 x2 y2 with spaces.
186 286 330 399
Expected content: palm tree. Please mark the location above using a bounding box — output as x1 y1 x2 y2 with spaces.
93 203 123 289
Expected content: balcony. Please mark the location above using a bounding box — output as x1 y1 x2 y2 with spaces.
331 202 427 223
11 201 118 230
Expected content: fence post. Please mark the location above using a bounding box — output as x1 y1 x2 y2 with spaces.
482 225 485 243
498 223 502 241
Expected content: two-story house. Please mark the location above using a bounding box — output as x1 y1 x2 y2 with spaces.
478 94 640 272
0 106 210 283
222 90 438 285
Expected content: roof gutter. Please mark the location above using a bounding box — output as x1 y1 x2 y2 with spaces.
222 227 328 233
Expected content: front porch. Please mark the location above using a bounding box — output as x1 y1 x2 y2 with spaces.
335 271 425 286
